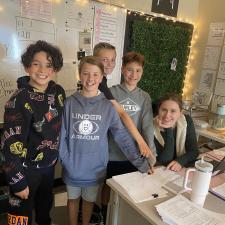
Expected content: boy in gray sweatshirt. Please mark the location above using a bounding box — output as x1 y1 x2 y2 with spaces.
100 52 157 222
108 51 156 171
59 56 151 225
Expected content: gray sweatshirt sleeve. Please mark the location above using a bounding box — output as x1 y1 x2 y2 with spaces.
141 94 157 166
109 108 150 173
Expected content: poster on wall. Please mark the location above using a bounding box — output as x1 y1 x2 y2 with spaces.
218 62 225 79
202 46 221 70
220 45 225 62
211 95 225 113
214 78 225 96
93 3 126 86
207 23 225 46
198 69 217 92
151 0 179 17
21 0 52 22
204 23 225 113
79 31 92 55
192 90 213 107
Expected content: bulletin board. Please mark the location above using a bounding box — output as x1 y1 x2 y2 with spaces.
0 0 126 123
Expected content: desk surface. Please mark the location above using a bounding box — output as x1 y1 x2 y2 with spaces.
107 172 225 225
196 127 225 144
107 178 171 225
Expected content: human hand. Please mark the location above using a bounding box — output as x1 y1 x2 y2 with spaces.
166 161 182 172
156 116 175 129
15 186 29 200
147 166 154 174
138 141 155 159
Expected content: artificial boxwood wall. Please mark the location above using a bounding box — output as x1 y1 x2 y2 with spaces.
123 13 193 101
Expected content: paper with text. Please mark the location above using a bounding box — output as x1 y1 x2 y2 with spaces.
211 182 225 200
112 168 180 203
156 195 225 225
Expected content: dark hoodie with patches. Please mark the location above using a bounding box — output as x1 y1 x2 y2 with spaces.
1 76 65 193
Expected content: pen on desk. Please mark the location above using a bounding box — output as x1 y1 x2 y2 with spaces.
152 193 159 198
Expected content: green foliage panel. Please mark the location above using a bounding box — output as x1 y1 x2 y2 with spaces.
130 20 193 101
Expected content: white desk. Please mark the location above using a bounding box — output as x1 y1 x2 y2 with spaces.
106 174 225 225
196 128 225 145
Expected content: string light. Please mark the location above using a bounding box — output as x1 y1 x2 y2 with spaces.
125 9 195 26
0 5 4 12
93 0 195 26
76 0 89 5
183 24 198 100
52 0 61 3
124 9 196 100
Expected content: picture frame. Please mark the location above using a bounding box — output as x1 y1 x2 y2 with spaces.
151 0 179 17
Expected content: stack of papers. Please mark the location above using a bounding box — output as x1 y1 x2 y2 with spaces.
112 167 180 203
148 167 181 185
155 195 225 225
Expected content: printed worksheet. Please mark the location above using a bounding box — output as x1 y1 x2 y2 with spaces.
156 195 225 225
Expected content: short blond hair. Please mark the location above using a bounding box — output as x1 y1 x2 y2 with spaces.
78 56 104 75
93 42 116 56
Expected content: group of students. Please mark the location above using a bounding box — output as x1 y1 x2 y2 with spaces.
0 40 199 225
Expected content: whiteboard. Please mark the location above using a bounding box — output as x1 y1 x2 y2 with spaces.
0 0 126 123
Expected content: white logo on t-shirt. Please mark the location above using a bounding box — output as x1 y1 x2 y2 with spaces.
79 120 93 135
72 113 100 140
120 98 140 116
73 120 99 135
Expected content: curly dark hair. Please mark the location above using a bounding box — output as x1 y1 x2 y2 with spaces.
93 42 116 56
21 40 63 72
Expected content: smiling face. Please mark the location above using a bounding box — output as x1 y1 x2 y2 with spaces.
122 62 143 91
158 100 182 127
79 63 103 97
25 51 55 91
96 49 116 76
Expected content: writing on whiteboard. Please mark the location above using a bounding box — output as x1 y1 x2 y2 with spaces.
0 78 16 99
